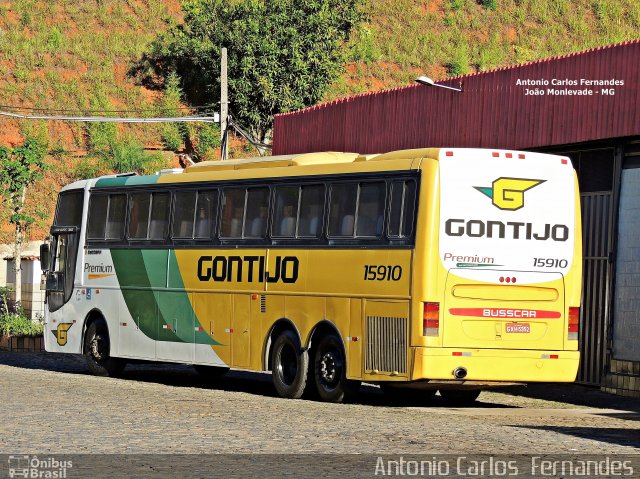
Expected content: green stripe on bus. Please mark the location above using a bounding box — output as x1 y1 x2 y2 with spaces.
94 175 159 188
111 249 162 341
111 249 220 346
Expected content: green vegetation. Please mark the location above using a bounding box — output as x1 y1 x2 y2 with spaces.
0 0 639 242
332 0 640 98
0 130 49 307
0 287 43 337
144 0 364 142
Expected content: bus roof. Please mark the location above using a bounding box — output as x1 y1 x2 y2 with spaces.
69 148 571 190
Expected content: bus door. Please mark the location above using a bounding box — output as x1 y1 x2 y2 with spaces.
45 226 80 313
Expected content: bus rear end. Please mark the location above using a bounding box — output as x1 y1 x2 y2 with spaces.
413 148 581 386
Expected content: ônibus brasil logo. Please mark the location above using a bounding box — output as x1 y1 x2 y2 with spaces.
474 177 545 211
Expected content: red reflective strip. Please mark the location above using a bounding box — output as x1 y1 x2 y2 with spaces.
492 151 499 157
446 151 453 156
561 159 568 164
452 352 463 356
518 153 525 159
449 308 561 319
550 354 559 359
506 152 513 158
568 324 579 333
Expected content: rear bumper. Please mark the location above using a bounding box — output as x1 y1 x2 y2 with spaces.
412 347 579 383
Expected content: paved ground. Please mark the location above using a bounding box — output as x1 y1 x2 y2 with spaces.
0 351 638 455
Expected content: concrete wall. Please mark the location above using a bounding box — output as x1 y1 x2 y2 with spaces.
603 167 640 397
0 241 45 320
612 168 640 362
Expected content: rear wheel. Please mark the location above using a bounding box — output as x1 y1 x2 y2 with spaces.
313 334 360 403
439 389 481 405
271 330 308 399
84 320 125 377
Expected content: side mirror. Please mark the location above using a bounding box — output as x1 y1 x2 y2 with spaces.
39 243 50 272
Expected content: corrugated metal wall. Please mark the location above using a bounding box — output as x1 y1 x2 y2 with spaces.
580 191 614 384
273 41 640 155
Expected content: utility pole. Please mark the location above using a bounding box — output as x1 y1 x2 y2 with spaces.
220 47 228 160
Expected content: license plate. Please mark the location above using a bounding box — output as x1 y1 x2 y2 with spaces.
506 323 530 333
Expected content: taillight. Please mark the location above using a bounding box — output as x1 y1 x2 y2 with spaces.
423 302 440 336
568 307 579 340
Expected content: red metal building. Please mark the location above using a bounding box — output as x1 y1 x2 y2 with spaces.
273 40 639 155
272 40 640 396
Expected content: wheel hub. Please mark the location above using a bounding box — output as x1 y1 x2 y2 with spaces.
91 335 105 360
320 352 337 383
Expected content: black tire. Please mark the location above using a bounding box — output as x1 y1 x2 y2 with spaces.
271 330 308 399
439 389 481 405
313 334 360 403
84 320 125 377
193 365 230 378
380 384 436 405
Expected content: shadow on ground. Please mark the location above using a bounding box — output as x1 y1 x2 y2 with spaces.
498 383 640 412
509 424 640 448
2 351 636 411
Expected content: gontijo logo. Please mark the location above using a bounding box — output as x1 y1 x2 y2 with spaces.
474 177 545 211
52 323 73 346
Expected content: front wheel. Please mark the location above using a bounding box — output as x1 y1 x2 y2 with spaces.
271 330 308 399
313 334 360 403
439 389 481 405
84 320 125 377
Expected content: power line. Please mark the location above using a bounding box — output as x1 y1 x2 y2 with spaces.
0 110 219 123
0 103 219 114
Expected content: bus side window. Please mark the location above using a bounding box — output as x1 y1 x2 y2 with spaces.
329 183 357 237
221 188 246 238
298 184 324 237
245 187 269 238
272 186 298 237
87 195 108 239
129 193 151 239
388 180 417 238
173 191 197 238
194 190 218 239
355 182 385 238
149 192 170 240
105 194 127 239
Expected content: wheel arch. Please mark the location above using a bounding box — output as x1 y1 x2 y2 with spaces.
263 317 302 371
81 308 108 354
306 320 345 358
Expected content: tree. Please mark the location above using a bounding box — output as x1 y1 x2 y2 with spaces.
146 0 363 144
0 135 48 309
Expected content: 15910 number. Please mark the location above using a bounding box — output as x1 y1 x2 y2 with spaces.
533 257 568 268
363 265 402 281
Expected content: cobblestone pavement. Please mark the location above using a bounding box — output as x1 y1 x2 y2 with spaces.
0 351 638 455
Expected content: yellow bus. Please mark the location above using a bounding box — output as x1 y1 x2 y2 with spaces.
40 147 581 403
